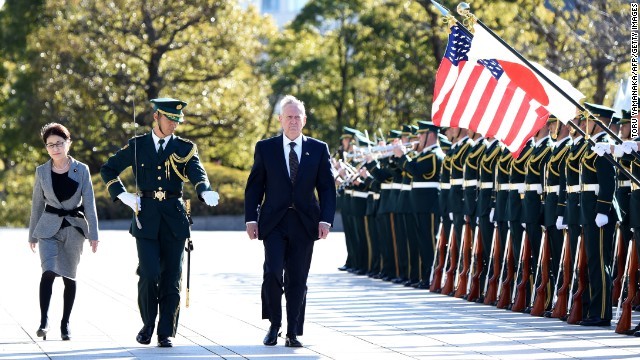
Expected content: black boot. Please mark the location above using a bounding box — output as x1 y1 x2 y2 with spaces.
61 320 71 341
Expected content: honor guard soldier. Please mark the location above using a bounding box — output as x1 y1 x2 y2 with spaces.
350 134 376 275
494 143 514 309
474 135 500 302
505 137 533 310
542 117 572 318
576 103 619 327
101 98 219 347
518 121 553 311
394 121 444 288
366 130 403 281
336 127 360 272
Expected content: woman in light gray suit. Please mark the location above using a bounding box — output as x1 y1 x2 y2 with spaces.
28 123 99 341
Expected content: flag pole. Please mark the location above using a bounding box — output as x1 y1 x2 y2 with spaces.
429 0 640 187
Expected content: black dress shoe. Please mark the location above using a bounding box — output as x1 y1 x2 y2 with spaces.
475 295 485 303
578 318 611 327
416 281 430 289
263 325 280 346
624 324 640 335
543 310 553 318
61 321 71 341
284 335 303 348
36 325 49 341
157 335 173 347
136 326 154 345
523 307 532 314
338 265 349 271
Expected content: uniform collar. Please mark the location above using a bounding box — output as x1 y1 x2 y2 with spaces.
422 143 439 153
553 136 570 148
151 131 173 148
535 135 550 147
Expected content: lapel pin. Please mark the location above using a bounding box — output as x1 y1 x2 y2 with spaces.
305 152 309 155
74 169 78 172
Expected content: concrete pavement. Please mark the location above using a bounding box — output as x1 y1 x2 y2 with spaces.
1 228 639 359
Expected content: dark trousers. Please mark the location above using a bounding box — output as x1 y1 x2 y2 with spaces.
366 215 381 273
405 212 421 282
584 221 615 320
393 213 409 280
547 226 564 297
379 213 397 278
415 212 438 283
261 210 314 336
478 216 495 295
135 220 185 337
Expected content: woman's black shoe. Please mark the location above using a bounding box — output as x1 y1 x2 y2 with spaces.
36 326 49 340
61 321 71 341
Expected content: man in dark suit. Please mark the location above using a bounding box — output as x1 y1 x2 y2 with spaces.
244 95 336 347
101 98 219 347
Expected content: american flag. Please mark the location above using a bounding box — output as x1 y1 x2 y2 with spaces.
432 26 549 156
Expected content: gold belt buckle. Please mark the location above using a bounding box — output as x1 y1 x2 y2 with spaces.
154 190 166 201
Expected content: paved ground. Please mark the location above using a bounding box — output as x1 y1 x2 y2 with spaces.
1 228 640 359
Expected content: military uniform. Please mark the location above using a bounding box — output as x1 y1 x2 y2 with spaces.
101 98 213 343
475 138 501 300
433 139 454 292
396 121 444 288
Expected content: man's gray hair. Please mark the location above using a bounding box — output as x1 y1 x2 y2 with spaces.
279 95 306 115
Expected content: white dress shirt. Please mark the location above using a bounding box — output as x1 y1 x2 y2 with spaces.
283 134 303 176
151 131 173 152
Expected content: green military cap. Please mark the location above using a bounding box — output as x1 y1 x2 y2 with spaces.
401 124 413 136
151 98 187 123
388 129 402 139
355 133 375 146
417 120 439 133
340 126 362 140
583 102 615 120
409 125 418 135
619 110 631 125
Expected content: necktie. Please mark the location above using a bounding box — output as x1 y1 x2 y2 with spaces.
158 138 165 157
289 142 298 183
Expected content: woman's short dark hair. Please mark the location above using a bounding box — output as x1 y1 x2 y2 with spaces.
41 123 71 144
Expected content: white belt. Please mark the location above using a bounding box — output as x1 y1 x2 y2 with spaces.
463 180 478 188
581 184 599 195
412 182 440 189
440 183 451 190
497 183 510 191
525 184 543 193
479 182 493 189
352 191 369 198
510 183 525 193
392 183 403 190
381 183 393 190
618 180 631 188
567 185 580 193
451 178 464 186
373 193 380 200
345 190 353 196
546 185 560 194
401 184 412 191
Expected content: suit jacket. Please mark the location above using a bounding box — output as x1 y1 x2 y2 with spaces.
29 157 99 242
244 134 336 240
100 132 212 239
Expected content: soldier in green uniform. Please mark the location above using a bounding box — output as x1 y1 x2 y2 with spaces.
337 127 358 272
394 121 444 288
475 135 500 302
542 117 572 318
101 98 219 347
519 122 553 311
577 103 618 327
366 130 402 281
350 134 376 275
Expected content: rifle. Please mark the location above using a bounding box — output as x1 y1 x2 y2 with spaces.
615 238 637 334
429 223 447 292
496 231 514 309
567 233 586 324
483 224 501 305
531 228 551 316
551 229 572 318
184 199 194 308
467 225 483 302
512 229 531 312
441 225 459 296
611 223 626 305
454 222 473 298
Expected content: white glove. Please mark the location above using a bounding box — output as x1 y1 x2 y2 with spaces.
595 213 608 227
591 142 610 157
556 216 567 230
118 192 141 212
622 140 639 154
521 223 526 229
202 191 219 207
449 212 453 221
613 144 625 158
489 208 495 223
